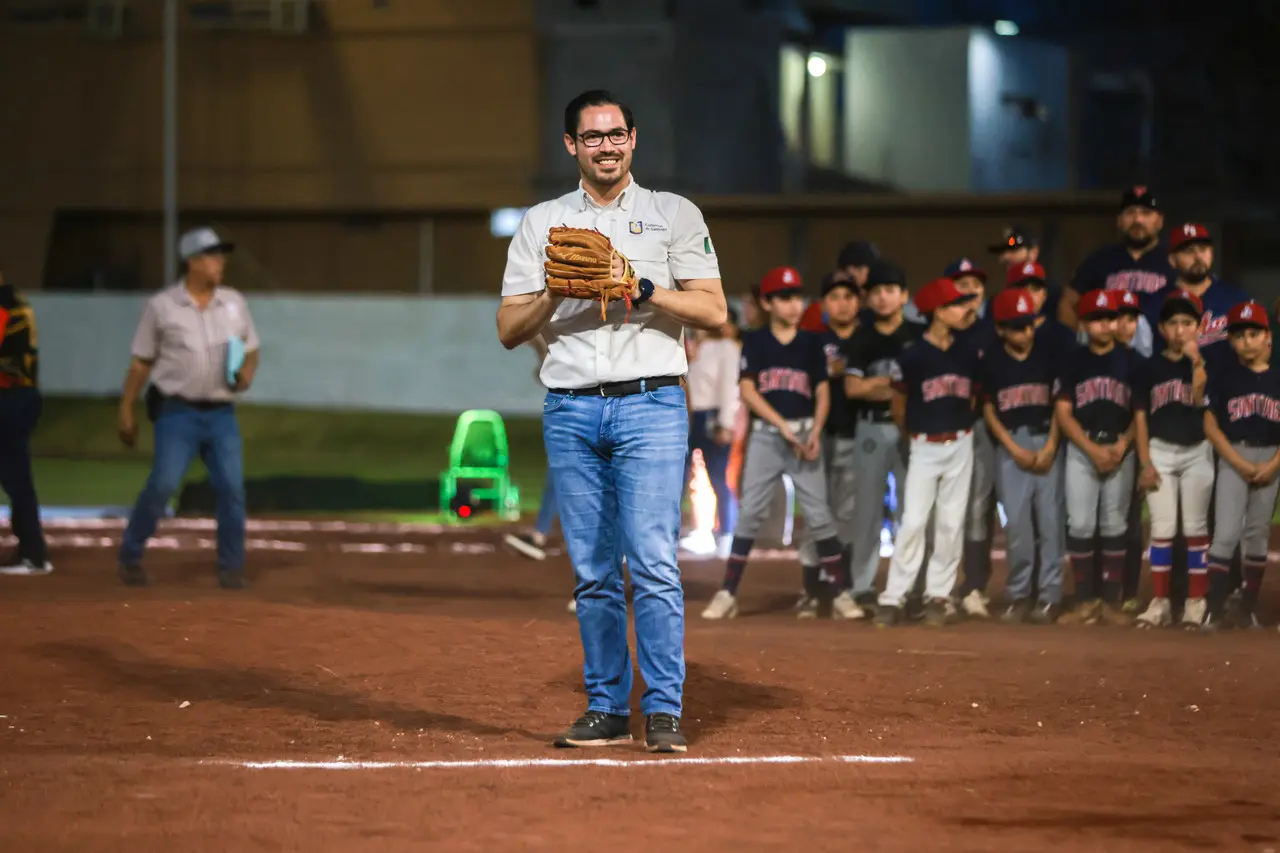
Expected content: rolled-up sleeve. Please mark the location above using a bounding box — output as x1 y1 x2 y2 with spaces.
501 208 547 298
130 299 160 361
669 198 721 281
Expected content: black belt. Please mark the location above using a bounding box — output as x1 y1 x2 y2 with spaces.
549 375 681 397
171 397 232 411
858 412 895 424
1087 430 1120 443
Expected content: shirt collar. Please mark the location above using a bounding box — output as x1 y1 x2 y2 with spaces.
172 280 224 307
578 174 639 212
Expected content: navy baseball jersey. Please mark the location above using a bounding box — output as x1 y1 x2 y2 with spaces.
1208 361 1280 446
1033 318 1078 368
846 319 921 422
1072 243 1174 331
1056 344 1140 437
1133 354 1205 445
979 342 1056 433
821 329 859 436
892 337 979 435
1183 279 1251 371
739 327 828 420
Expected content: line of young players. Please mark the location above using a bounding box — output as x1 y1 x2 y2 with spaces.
701 192 1278 631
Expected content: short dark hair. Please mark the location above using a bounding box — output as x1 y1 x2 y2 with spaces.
563 89 634 138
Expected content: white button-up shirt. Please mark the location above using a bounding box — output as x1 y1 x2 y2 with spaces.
501 176 721 390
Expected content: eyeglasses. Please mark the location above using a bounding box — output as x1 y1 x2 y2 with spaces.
577 128 631 147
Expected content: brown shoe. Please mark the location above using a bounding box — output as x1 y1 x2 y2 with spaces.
1097 602 1133 627
1058 599 1102 625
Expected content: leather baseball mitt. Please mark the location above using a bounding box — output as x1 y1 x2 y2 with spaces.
544 227 640 320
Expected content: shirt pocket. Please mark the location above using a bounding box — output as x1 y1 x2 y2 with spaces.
615 231 671 288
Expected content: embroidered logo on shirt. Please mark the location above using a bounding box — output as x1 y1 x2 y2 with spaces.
629 221 643 235
704 236 715 255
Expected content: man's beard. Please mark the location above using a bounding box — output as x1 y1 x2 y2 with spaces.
1123 227 1153 250
1179 262 1210 285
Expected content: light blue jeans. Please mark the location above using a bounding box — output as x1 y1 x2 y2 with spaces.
120 400 246 572
533 469 559 537
543 383 689 718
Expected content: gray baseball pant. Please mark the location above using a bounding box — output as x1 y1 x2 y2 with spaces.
994 428 1065 604
958 420 997 596
1065 442 1135 600
848 419 905 599
798 434 857 576
1207 445 1280 575
733 426 837 541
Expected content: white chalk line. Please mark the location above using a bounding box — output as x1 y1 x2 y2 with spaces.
207 754 914 771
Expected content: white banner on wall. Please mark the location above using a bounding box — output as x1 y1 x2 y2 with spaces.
28 293 548 416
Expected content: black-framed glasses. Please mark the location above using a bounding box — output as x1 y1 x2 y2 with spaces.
577 128 630 147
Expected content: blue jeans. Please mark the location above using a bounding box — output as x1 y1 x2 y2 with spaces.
120 401 246 572
687 410 737 535
543 384 689 718
533 469 559 537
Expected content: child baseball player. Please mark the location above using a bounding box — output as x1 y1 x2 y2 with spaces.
1132 290 1211 629
1114 288 1152 611
875 277 979 628
702 266 859 620
844 261 921 613
979 288 1065 624
1055 289 1142 626
1202 301 1280 630
795 272 862 617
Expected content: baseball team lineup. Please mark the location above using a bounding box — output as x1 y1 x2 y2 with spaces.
493 88 1279 753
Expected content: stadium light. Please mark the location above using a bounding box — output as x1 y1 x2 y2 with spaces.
806 54 827 78
994 20 1019 36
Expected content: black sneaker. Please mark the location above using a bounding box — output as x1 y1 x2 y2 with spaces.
1225 592 1260 630
553 711 632 748
1001 599 1032 625
854 592 878 617
1028 602 1060 625
903 595 927 622
644 713 688 754
1200 609 1226 634
118 564 149 587
874 604 900 628
218 570 249 590
923 598 956 627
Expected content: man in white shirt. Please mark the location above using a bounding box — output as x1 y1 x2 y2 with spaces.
497 89 726 754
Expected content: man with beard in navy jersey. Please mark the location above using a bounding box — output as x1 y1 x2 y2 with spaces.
1165 223 1249 371
1061 186 1174 335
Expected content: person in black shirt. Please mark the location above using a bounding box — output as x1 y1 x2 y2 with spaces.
795 272 861 614
0 270 51 576
1055 289 1141 626
1131 291 1211 629
702 266 859 621
875 277 979 627
980 288 1065 624
1060 185 1174 336
1007 261 1076 365
844 261 921 611
1202 301 1280 630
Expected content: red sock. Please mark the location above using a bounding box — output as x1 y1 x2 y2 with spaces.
1187 536 1209 599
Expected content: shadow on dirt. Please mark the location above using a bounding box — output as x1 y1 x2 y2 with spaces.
32 639 542 742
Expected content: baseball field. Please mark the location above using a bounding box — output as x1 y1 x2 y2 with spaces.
4 397 1280 851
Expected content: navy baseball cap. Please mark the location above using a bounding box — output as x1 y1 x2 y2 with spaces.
820 271 857 297
1121 185 1159 211
944 257 987 282
864 260 905 291
988 225 1038 254
837 240 880 269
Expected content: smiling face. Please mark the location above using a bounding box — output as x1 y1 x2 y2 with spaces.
564 104 635 191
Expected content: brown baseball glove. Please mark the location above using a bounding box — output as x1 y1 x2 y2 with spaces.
544 227 640 320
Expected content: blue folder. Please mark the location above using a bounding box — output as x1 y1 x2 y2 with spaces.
226 336 246 388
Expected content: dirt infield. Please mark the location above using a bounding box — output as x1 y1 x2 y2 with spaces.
2 520 1279 852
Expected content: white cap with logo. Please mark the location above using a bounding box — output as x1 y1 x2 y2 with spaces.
178 227 235 261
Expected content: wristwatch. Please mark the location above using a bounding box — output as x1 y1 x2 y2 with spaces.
633 277 655 306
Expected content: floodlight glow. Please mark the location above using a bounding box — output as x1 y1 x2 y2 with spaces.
806 54 827 78
994 20 1019 36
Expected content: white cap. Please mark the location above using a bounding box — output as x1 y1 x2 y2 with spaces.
178 227 235 261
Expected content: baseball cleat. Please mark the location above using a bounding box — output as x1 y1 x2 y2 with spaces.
1001 599 1032 624
503 532 548 561
117 564 149 587
701 590 738 620
874 604 900 628
961 590 991 619
0 557 53 576
1121 597 1142 615
554 711 632 748
1225 592 1261 630
1028 601 1060 625
1180 597 1206 630
1097 601 1133 627
644 713 688 754
217 570 249 590
831 590 864 620
795 596 819 619
924 598 957 627
1059 599 1102 625
1135 597 1172 629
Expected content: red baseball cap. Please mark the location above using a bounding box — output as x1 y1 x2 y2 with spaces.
1170 222 1212 253
992 288 1037 327
759 266 802 298
1116 290 1141 315
1227 301 1270 331
1077 289 1118 320
1006 261 1046 287
798 301 829 332
914 277 976 315
1159 289 1204 322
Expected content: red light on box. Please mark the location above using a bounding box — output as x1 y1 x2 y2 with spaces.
458 505 472 518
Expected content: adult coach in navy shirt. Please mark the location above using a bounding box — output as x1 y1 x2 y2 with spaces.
1165 222 1249 371
1061 186 1174 335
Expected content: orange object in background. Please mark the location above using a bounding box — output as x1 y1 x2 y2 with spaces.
798 301 828 333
